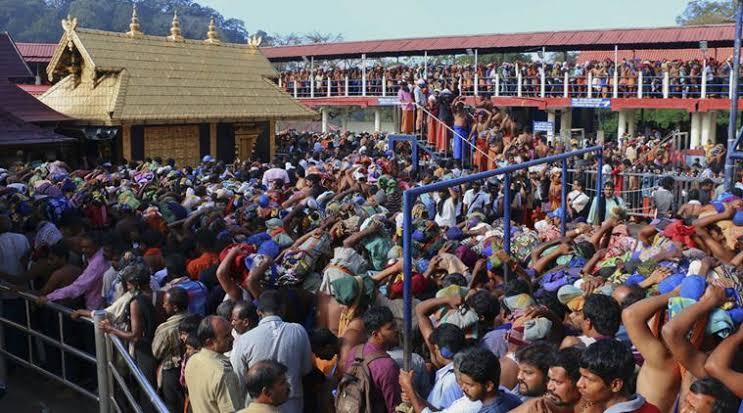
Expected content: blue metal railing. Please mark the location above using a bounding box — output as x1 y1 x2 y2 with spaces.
399 145 604 370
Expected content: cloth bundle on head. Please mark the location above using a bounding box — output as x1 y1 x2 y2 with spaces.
330 275 376 307
503 293 536 312
662 220 697 249
523 317 553 342
668 297 734 338
390 272 428 297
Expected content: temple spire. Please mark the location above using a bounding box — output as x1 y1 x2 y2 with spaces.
126 5 143 37
167 11 184 42
204 16 220 44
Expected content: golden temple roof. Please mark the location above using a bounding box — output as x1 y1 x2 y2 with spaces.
40 20 315 126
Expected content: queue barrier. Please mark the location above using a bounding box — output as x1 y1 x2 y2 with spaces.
399 145 605 372
0 282 168 413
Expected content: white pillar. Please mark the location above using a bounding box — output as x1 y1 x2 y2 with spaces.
662 71 670 99
729 70 735 100
617 109 627 143
293 81 298 98
327 77 332 97
690 112 702 148
547 110 556 143
637 72 643 98
701 62 708 98
382 74 387 97
564 71 569 98
374 108 382 132
517 64 522 97
361 54 367 97
540 67 546 98
474 73 479 97
627 110 636 138
321 107 328 133
708 111 718 145
587 72 593 98
495 74 500 97
613 68 619 98
700 112 711 147
560 109 572 139
344 76 349 97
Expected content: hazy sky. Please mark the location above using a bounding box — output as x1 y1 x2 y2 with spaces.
201 0 691 41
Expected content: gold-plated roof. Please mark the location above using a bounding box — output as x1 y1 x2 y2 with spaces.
40 21 315 125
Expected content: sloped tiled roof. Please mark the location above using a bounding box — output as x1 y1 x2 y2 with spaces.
41 27 316 125
576 48 735 64
0 107 74 146
0 32 32 78
16 42 57 63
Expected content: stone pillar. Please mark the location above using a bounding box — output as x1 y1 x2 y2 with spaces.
627 109 636 138
374 108 382 132
547 109 556 143
690 112 702 149
321 107 328 133
560 109 572 140
617 109 627 144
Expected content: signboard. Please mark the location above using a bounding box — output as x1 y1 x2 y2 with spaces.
570 98 611 109
377 97 401 106
533 121 554 137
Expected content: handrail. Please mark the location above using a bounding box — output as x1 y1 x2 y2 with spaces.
108 333 169 413
400 145 605 374
0 281 168 413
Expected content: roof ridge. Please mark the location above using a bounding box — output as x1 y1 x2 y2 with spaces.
75 27 255 49
261 23 736 50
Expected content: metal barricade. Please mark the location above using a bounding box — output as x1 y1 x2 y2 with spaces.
0 282 167 413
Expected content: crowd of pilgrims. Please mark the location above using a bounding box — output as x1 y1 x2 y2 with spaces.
0 129 741 413
279 56 743 99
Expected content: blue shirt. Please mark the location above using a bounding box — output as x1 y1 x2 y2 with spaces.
427 362 463 410
477 391 522 413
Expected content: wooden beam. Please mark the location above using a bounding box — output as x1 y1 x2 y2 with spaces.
210 123 217 157
269 120 276 160
122 124 132 161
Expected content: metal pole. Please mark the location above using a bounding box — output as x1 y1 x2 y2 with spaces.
401 191 413 372
93 310 111 413
597 153 605 223
412 140 419 178
424 51 428 79
561 159 568 236
361 53 367 97
725 0 743 190
503 173 512 282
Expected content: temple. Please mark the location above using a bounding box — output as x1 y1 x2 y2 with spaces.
38 11 315 166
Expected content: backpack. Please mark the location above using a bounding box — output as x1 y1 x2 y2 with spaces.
335 345 389 413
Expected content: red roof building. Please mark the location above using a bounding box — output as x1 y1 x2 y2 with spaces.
261 24 736 61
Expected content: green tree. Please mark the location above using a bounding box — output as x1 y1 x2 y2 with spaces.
676 0 735 25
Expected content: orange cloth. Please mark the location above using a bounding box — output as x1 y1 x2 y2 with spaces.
186 252 220 280
401 110 415 134
436 124 449 153
474 137 489 171
427 115 438 145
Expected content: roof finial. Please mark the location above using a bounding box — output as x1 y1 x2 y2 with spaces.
61 14 78 33
167 10 184 42
126 5 143 37
248 34 262 48
204 16 220 44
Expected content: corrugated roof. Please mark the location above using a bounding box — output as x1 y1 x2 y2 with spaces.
41 27 316 125
261 24 736 61
0 107 75 146
16 42 57 63
17 84 51 96
0 32 33 78
576 48 734 64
